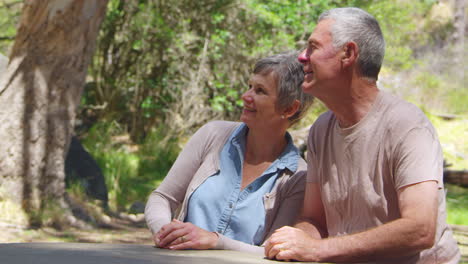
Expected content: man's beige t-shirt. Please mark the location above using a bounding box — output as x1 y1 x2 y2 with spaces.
307 90 460 263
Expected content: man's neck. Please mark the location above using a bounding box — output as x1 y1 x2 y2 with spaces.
324 78 379 128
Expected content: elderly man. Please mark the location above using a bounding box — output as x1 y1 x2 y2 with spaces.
265 7 460 264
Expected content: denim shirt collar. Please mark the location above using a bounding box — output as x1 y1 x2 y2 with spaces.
229 123 299 174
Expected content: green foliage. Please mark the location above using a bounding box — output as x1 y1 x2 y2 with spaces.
362 0 433 70
4 0 466 216
86 0 346 140
428 114 468 171
446 88 468 116
82 121 179 211
82 0 468 211
446 184 468 225
138 127 180 189
83 0 444 144
393 42 467 118
0 0 20 55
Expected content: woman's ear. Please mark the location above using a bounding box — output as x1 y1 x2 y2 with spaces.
282 100 301 119
342 41 358 67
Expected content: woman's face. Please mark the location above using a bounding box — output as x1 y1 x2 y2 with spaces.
240 71 283 129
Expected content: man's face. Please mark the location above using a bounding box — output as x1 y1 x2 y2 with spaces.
298 19 343 98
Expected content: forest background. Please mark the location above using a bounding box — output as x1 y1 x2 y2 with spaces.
0 0 466 240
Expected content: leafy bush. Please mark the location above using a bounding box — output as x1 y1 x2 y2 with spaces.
82 121 179 211
429 114 468 171
0 0 20 55
446 184 468 225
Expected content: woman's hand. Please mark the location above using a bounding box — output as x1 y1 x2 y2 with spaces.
155 219 219 250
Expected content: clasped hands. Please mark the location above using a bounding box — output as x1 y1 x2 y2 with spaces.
154 220 322 261
153 219 219 250
264 226 322 262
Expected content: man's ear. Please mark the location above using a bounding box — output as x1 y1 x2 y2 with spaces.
342 41 358 67
282 100 301 119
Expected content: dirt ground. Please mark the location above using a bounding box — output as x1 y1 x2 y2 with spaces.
0 215 153 245
452 225 468 263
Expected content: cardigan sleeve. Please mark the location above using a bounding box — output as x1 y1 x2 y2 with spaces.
144 121 226 234
261 169 306 242
214 233 264 254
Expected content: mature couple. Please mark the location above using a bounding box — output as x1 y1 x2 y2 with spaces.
145 7 460 264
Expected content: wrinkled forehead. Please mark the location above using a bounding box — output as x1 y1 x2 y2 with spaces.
253 66 279 82
253 63 276 75
310 19 334 42
249 70 278 84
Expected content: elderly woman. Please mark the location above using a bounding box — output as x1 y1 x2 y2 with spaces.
144 51 313 254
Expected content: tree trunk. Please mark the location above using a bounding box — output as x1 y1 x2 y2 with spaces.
0 0 108 227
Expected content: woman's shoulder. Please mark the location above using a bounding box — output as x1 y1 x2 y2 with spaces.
201 120 241 131
192 121 241 149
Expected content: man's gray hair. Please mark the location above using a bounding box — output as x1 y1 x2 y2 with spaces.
253 51 314 126
319 7 385 81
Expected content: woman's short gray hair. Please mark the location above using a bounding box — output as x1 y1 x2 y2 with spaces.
319 7 385 81
253 51 314 126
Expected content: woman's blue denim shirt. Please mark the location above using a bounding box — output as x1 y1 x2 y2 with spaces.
184 123 299 245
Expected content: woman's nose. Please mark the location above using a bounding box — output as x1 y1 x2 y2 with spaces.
298 50 308 64
242 90 253 102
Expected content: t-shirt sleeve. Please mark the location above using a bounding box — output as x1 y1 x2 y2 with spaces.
393 126 443 190
306 126 320 183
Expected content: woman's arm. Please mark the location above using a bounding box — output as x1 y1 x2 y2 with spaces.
156 219 265 254
199 170 307 253
214 234 264 254
144 122 222 234
262 170 306 241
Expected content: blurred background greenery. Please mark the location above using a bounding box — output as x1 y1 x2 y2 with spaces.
0 0 466 222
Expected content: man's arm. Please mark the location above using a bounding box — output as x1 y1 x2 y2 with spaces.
265 180 438 262
264 182 327 260
317 180 438 262
295 182 327 239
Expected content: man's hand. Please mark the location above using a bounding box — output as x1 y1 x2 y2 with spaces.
154 219 219 250
264 226 322 262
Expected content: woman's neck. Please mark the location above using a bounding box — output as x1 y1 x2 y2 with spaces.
244 125 288 163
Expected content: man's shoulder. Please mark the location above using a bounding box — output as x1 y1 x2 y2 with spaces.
309 111 334 135
312 111 334 129
306 111 335 149
380 91 433 132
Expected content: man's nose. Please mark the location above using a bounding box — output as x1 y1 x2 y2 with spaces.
298 50 308 64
